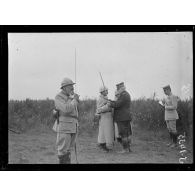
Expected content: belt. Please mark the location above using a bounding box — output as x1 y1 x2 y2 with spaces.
101 111 112 113
59 111 78 120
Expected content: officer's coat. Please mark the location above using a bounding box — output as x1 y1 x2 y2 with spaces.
53 90 78 133
96 95 114 144
112 90 132 122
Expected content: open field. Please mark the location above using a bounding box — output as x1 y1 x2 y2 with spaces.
8 125 193 164
8 98 193 164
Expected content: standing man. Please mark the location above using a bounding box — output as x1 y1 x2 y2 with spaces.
109 82 132 153
96 86 114 152
53 77 80 164
114 90 122 143
162 85 179 148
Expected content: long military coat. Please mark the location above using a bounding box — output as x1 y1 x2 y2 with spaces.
111 90 132 122
96 95 114 144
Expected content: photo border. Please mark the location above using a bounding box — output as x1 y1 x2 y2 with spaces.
1 25 194 171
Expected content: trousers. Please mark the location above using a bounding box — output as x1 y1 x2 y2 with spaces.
166 120 177 134
56 132 77 156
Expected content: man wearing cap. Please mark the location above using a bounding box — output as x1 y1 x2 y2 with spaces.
96 86 114 152
53 77 80 164
109 82 132 153
162 85 179 148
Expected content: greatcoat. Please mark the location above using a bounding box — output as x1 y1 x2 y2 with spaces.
96 95 114 146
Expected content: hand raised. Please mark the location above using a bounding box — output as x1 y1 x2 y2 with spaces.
73 93 80 102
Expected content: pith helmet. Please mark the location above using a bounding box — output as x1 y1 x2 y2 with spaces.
99 86 108 93
163 85 171 90
61 78 75 89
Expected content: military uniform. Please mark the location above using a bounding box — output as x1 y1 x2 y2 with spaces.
163 85 179 147
110 84 132 152
114 90 122 143
53 78 79 164
96 92 114 150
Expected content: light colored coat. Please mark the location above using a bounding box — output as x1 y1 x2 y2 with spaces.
165 93 179 121
53 90 78 133
96 95 114 145
114 95 120 138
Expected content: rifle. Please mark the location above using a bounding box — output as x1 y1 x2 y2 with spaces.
99 71 106 89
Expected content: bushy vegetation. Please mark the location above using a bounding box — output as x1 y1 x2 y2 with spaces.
8 97 193 137
8 98 55 132
131 97 193 136
8 98 97 135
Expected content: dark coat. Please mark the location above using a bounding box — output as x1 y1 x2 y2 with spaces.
111 90 132 122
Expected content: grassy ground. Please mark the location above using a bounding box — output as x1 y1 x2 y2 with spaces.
8 125 193 164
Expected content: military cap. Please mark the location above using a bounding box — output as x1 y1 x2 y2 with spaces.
116 82 124 87
163 85 171 90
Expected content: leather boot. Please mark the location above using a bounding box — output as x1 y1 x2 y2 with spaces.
58 155 64 164
117 137 122 143
63 152 71 164
58 152 71 164
121 139 132 152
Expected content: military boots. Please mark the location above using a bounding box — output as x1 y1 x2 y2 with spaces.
58 151 71 164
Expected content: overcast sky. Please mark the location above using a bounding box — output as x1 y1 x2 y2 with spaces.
8 32 193 100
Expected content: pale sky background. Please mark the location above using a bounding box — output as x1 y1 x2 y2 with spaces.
8 32 193 100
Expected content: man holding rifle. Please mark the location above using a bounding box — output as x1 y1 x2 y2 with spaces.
53 77 80 164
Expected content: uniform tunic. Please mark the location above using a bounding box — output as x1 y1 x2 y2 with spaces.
96 95 114 148
164 93 179 133
111 88 132 149
113 95 120 139
111 90 132 137
53 90 79 155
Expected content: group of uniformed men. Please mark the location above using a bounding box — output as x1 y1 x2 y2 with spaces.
53 77 179 164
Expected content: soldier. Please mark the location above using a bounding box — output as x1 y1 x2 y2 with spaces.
53 77 80 164
109 82 132 153
162 85 179 148
96 86 114 152
114 90 122 143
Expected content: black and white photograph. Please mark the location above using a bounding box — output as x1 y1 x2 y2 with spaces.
3 27 193 167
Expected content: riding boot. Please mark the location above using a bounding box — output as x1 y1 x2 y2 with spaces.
117 137 122 143
58 152 71 164
172 133 178 145
63 152 71 164
122 139 132 152
58 155 64 164
98 143 106 150
169 132 173 141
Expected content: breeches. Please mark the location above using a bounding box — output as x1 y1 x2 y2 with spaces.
56 132 77 155
116 121 132 149
166 120 177 134
116 121 132 138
